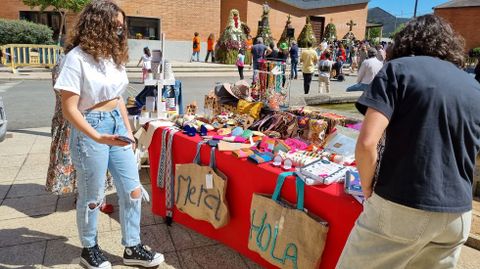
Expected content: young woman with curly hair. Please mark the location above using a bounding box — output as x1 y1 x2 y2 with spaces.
337 14 480 268
54 1 163 268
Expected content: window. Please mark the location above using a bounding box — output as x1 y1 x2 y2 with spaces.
19 11 64 40
127 17 161 40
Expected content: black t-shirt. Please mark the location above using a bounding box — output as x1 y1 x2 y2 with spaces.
356 56 480 213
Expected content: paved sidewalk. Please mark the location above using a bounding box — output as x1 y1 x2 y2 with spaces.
0 128 261 269
1 128 480 269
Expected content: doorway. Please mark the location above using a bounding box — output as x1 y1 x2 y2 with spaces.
309 16 325 42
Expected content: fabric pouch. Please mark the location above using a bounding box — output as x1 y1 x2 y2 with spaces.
248 151 274 164
273 140 291 155
232 148 255 158
259 136 276 152
237 99 263 120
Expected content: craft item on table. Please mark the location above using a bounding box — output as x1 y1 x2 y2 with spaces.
157 127 180 225
241 129 253 139
273 140 291 155
344 168 363 196
323 132 357 164
335 125 360 140
320 112 347 133
175 143 229 228
135 120 174 149
287 150 322 167
308 119 329 145
232 148 255 158
346 122 362 131
237 99 263 120
259 136 276 152
299 158 348 185
249 172 329 269
284 138 309 151
185 101 198 115
203 135 248 143
272 155 283 167
207 139 220 147
218 141 254 151
182 125 197 137
248 151 274 164
251 131 265 137
296 116 310 141
231 126 244 137
217 128 232 136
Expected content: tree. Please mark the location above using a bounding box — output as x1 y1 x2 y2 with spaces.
390 23 406 39
22 0 91 45
324 23 336 42
297 17 317 48
367 27 381 44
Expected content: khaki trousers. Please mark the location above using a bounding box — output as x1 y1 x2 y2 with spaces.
318 76 330 93
337 193 471 269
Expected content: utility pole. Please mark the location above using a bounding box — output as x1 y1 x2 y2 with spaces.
414 0 419 18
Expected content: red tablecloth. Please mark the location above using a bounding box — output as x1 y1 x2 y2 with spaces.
149 127 363 269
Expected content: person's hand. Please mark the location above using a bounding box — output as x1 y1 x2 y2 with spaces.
94 134 130 147
362 185 373 199
127 132 137 151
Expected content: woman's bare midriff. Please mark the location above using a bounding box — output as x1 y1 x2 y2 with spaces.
88 98 119 111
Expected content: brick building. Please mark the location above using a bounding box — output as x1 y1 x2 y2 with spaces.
0 0 369 61
434 0 480 51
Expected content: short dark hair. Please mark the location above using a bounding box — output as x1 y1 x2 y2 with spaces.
388 14 465 67
194 32 199 36
325 52 331 59
306 41 312 48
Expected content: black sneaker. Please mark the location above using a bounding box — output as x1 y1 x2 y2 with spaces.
123 243 164 267
80 245 111 269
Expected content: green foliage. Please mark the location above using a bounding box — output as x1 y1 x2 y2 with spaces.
297 17 317 48
22 0 90 13
277 15 292 48
390 23 406 39
471 47 480 57
0 19 54 45
368 27 381 44
324 23 336 42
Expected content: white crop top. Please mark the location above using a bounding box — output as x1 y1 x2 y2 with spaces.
54 46 129 112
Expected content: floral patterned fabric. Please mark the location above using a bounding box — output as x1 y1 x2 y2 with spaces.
46 62 113 194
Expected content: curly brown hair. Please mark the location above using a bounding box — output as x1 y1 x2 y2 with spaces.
388 14 465 67
65 0 128 66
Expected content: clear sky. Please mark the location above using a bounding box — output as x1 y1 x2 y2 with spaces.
368 0 449 18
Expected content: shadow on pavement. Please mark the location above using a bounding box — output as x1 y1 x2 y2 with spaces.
10 129 51 137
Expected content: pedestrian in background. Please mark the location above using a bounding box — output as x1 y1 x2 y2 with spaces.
236 49 245 80
54 1 164 268
251 37 272 83
338 14 480 269
346 48 383 92
289 40 299 79
191 32 200 62
318 52 333 93
137 47 151 83
300 40 317 95
205 33 215 62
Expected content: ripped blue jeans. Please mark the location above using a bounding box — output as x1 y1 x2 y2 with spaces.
70 108 146 248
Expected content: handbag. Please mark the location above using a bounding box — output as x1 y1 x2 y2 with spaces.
175 142 229 229
249 172 329 269
237 99 263 120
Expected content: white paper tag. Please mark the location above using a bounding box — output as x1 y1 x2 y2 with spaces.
205 173 213 189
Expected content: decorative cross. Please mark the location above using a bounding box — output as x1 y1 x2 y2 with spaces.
347 20 357 32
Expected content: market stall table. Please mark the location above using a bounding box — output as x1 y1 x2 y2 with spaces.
148 126 363 269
